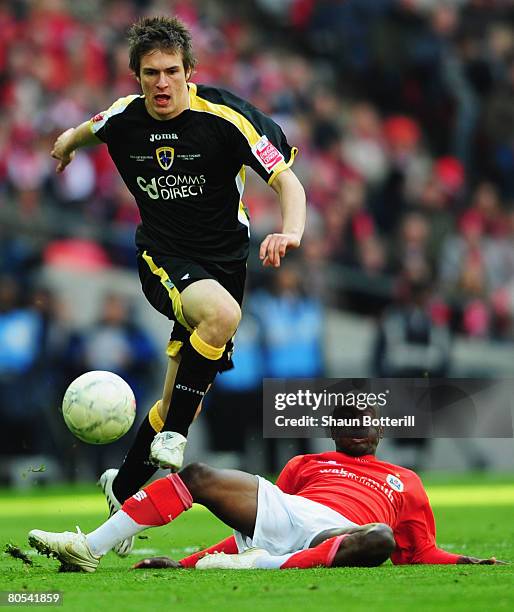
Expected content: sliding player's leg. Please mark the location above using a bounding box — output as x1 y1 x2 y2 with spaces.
29 472 193 573
181 482 395 570
179 463 258 534
329 523 395 567
287 523 395 568
134 523 395 570
133 473 392 570
195 524 395 570
134 535 238 569
270 523 395 569
103 464 255 560
29 464 258 572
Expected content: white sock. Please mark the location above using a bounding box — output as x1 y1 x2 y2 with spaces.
86 510 149 556
253 550 297 569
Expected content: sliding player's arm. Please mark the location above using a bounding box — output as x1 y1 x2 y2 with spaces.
260 168 306 268
392 474 505 565
51 122 101 173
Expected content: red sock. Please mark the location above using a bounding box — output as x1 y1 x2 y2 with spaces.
180 536 238 568
122 474 193 526
280 535 349 569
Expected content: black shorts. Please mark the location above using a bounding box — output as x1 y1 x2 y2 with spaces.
137 250 246 372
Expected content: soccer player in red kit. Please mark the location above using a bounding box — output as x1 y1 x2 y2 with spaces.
29 406 504 571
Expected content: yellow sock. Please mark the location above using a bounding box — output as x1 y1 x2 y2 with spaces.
190 329 225 360
148 401 164 433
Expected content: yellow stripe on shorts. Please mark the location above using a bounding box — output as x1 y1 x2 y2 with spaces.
142 251 193 333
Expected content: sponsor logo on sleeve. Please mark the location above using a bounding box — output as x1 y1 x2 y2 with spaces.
252 135 284 173
91 113 104 123
386 474 404 493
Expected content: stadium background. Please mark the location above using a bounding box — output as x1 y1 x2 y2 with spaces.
1 0 514 487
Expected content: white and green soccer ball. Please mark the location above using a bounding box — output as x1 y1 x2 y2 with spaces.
62 371 136 444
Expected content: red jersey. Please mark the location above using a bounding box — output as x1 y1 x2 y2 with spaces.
275 451 460 565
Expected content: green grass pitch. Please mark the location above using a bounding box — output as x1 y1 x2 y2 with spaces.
1 475 513 612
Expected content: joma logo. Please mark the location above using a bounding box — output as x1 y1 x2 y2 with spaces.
150 133 178 142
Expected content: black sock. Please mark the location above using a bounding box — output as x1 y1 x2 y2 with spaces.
112 333 223 502
163 333 223 437
112 413 160 503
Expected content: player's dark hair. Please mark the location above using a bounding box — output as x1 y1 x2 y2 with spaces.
128 16 197 77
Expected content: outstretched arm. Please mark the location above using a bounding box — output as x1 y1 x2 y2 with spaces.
260 168 306 267
401 545 505 565
456 555 506 565
51 122 101 173
392 476 506 565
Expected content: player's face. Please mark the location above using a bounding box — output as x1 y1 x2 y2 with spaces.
331 407 382 457
138 49 192 121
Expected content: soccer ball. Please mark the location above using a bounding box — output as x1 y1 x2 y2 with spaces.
62 371 136 444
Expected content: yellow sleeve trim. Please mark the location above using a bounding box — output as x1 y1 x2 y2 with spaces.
267 146 298 185
189 83 262 147
89 94 140 134
189 84 298 186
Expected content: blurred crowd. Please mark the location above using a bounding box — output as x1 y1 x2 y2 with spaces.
1 0 514 476
0 278 161 479
2 0 514 339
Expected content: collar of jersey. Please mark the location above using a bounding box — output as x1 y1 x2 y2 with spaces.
333 451 377 462
188 82 197 104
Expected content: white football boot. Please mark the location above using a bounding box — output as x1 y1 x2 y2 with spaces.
149 431 187 470
28 527 100 573
97 468 134 557
196 548 268 570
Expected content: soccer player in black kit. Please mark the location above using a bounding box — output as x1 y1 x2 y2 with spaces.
50 16 306 556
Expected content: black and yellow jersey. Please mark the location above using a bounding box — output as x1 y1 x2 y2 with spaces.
89 83 297 270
